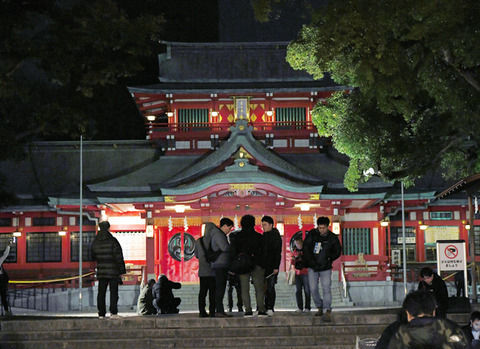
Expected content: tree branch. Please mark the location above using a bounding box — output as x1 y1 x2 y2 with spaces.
442 49 480 92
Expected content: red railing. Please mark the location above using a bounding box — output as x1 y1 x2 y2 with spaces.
146 121 316 136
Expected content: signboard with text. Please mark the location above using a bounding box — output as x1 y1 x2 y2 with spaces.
436 240 468 299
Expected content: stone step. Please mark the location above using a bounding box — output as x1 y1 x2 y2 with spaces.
0 323 384 341
0 312 469 349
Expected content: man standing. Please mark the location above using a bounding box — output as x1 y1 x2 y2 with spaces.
389 290 468 348
261 216 282 316
91 221 126 319
418 267 449 318
303 216 341 322
230 215 267 317
210 218 233 317
195 222 217 317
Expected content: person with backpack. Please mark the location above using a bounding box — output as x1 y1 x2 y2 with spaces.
195 222 217 317
229 215 267 317
210 219 233 317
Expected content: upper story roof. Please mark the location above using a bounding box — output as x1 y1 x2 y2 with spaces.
157 41 317 83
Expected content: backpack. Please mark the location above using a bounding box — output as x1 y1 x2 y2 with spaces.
199 237 222 263
229 253 255 274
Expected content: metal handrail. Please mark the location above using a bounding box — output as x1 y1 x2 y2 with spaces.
340 263 348 299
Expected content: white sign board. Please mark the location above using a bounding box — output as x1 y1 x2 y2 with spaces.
436 240 468 299
436 240 465 271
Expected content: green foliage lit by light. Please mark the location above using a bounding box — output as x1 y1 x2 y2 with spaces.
287 0 480 191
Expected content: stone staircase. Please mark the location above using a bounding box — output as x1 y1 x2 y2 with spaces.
176 271 353 311
0 312 470 349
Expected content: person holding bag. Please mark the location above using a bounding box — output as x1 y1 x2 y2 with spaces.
229 215 267 317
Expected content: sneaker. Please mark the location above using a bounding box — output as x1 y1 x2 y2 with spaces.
257 311 268 317
315 308 323 317
266 309 274 316
244 311 254 317
98 315 105 319
322 309 332 322
295 308 303 313
110 314 121 319
238 307 244 313
304 308 311 313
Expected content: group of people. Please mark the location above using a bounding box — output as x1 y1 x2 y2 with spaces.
375 289 480 349
193 214 341 320
91 221 182 318
375 266 478 348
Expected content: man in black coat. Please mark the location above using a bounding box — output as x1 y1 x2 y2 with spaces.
418 267 449 318
388 290 469 349
230 215 267 317
91 221 126 319
152 274 182 314
261 215 282 315
303 216 341 322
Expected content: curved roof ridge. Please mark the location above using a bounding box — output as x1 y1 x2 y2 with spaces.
159 120 321 188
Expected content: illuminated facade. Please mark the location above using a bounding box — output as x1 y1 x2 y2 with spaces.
0 42 475 284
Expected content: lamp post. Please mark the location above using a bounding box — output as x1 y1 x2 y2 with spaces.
401 181 407 296
79 135 83 311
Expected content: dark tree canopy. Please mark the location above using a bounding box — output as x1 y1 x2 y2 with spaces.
286 0 480 190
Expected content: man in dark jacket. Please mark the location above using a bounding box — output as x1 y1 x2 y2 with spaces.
91 221 126 319
230 214 267 317
194 222 217 318
389 290 469 349
261 215 282 315
210 218 233 317
152 274 182 314
303 216 341 322
418 267 449 318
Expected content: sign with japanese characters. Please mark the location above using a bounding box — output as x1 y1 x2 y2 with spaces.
436 240 466 271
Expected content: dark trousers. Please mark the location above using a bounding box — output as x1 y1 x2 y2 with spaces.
227 274 242 311
97 278 119 316
295 273 311 310
214 268 228 313
198 276 216 315
154 297 181 314
265 274 277 311
0 276 9 312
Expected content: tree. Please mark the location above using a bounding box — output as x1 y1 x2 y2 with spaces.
286 0 480 190
0 0 165 161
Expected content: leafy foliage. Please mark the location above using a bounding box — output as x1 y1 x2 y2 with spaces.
286 0 480 190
